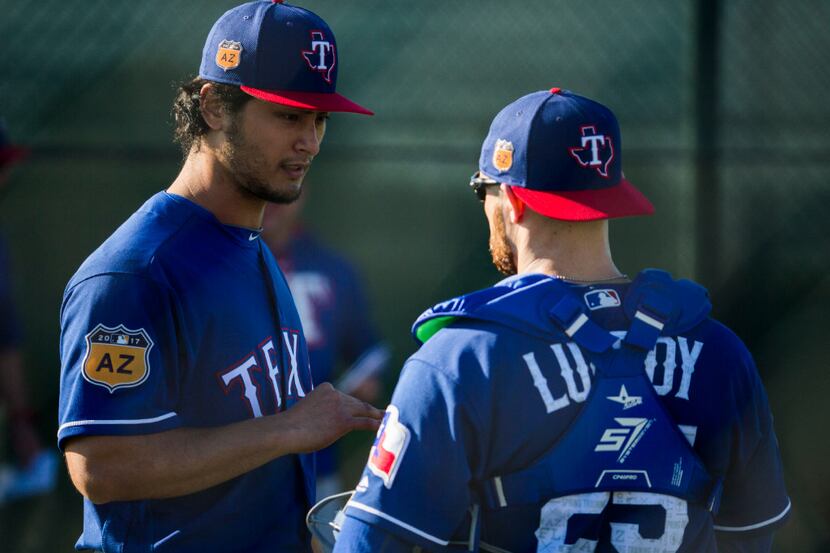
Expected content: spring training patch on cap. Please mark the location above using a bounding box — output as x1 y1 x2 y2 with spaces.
216 40 243 71
493 139 514 172
82 324 154 393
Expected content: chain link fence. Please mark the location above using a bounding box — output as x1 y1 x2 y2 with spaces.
0 0 827 550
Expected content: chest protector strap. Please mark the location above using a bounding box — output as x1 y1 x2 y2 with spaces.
475 271 723 515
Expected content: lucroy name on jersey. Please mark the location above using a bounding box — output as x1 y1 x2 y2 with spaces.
524 334 704 415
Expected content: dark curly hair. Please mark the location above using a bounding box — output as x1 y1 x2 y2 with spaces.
171 77 252 155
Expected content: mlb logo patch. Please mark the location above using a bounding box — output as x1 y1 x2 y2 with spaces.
215 40 242 71
584 289 621 310
82 324 154 393
368 405 410 488
492 139 514 172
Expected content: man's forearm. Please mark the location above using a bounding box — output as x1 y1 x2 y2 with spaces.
64 382 383 503
65 414 296 503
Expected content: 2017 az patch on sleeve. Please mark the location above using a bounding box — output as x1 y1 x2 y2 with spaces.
82 324 154 393
368 405 410 488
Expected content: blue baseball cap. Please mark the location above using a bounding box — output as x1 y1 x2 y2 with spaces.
478 88 653 221
199 0 372 115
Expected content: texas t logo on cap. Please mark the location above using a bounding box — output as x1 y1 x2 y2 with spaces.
302 30 336 83
568 125 615 178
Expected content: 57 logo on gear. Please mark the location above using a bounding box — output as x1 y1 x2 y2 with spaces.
82 324 153 393
594 417 654 463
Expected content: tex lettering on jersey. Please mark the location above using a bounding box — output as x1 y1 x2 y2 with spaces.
217 328 310 417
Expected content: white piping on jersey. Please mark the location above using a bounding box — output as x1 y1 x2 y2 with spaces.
153 530 182 548
493 476 508 507
57 412 178 436
634 310 665 330
467 504 479 551
713 499 791 532
564 313 589 337
346 500 450 546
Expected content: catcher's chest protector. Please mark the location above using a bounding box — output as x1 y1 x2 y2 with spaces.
474 273 723 528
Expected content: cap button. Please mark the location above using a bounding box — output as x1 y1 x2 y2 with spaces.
550 87 561 95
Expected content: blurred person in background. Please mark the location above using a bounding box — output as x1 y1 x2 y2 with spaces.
262 191 390 498
0 119 58 504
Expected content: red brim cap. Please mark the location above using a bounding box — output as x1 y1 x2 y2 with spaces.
511 178 655 221
0 146 30 167
241 86 373 115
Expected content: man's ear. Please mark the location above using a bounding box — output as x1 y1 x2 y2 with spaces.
502 184 525 223
199 83 226 131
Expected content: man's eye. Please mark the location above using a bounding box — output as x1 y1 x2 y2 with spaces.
277 112 298 121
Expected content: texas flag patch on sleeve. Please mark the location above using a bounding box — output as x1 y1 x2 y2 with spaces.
368 405 410 488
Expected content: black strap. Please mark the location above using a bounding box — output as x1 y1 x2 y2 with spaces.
257 240 287 411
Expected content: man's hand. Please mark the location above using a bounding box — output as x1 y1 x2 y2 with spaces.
281 383 384 454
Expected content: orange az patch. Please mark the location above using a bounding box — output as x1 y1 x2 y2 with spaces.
493 139 514 172
82 325 153 393
215 39 243 71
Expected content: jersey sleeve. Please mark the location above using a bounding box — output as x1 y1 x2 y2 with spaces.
712 338 791 535
57 273 183 448
342 356 487 550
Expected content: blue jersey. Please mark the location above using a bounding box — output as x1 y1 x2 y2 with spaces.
58 192 315 553
275 231 388 477
336 273 789 553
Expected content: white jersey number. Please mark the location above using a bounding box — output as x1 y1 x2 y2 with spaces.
535 492 688 553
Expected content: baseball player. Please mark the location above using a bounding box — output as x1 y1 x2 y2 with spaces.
262 196 390 498
57 2 382 552
328 89 790 552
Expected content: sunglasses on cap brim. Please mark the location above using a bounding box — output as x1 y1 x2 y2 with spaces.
469 171 500 202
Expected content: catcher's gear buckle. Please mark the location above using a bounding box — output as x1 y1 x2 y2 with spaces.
306 490 353 552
